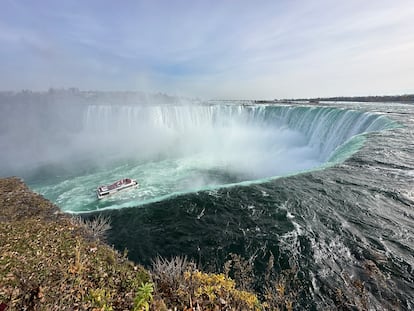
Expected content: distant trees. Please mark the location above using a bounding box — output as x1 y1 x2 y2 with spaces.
307 94 414 103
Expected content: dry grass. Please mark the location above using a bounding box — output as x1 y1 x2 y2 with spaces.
151 256 261 310
71 214 112 241
0 177 149 310
151 255 191 305
224 253 255 292
0 178 264 310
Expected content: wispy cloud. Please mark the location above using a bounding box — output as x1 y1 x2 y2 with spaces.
0 0 413 98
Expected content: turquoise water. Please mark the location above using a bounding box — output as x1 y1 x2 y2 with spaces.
28 104 394 213
2 100 412 309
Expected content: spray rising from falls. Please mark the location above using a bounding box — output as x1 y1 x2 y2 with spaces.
27 103 395 213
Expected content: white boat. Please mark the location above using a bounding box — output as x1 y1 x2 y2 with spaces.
96 178 138 199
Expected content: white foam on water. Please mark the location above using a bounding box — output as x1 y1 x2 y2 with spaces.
29 103 395 212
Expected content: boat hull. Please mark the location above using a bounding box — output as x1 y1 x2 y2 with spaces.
96 179 138 199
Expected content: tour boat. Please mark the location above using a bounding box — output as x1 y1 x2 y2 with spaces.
96 178 138 199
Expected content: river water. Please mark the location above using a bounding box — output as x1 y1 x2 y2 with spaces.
2 100 413 309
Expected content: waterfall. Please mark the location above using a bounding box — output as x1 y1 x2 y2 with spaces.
1 101 394 179
82 103 394 163
24 102 397 213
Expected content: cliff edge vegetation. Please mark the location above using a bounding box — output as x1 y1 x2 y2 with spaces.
0 177 151 310
0 178 264 311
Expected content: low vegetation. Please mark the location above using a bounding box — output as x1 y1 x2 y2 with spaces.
150 256 261 310
0 178 150 310
0 178 266 310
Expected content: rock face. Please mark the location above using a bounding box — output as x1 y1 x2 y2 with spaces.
0 177 150 310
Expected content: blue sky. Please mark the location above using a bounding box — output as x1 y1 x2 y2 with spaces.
1 0 413 99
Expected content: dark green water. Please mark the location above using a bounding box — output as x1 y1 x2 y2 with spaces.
2 101 413 309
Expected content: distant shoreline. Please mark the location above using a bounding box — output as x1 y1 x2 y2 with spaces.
1 88 413 104
290 94 414 103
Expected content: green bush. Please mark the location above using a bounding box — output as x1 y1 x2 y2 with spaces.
133 282 154 311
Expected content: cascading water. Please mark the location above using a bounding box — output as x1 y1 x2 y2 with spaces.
82 104 392 163
2 98 413 309
27 103 395 213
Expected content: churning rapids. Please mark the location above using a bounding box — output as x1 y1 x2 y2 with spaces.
1 98 413 309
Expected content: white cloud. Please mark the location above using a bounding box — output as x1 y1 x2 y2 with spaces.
0 0 413 97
